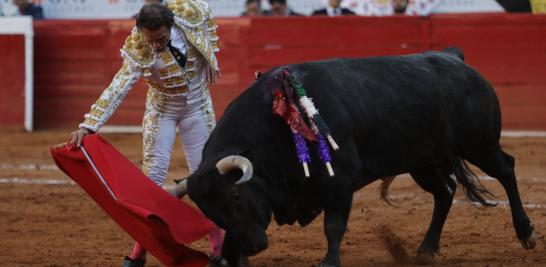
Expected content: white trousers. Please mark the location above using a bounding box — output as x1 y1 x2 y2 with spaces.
142 81 216 185
135 79 223 259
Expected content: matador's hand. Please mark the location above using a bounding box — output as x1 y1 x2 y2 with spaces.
206 64 220 85
69 128 91 147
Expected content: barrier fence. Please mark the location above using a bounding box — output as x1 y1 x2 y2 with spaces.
2 14 545 130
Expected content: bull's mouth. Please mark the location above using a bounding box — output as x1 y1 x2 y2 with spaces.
241 238 268 256
231 228 268 256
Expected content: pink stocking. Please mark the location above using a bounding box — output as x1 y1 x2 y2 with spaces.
208 226 224 256
129 242 147 260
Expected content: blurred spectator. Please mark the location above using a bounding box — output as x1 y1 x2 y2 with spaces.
495 0 532 12
1 0 18 16
144 0 163 4
268 0 302 16
392 0 409 15
345 0 440 16
242 0 266 16
13 0 43 19
133 0 163 18
405 0 441 16
530 0 546 13
312 0 355 16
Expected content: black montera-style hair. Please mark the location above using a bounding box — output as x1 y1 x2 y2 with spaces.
246 0 261 5
136 3 174 31
269 0 287 5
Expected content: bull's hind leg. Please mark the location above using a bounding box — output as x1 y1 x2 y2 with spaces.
410 164 456 265
467 147 537 249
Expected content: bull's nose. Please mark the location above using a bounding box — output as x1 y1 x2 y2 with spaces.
243 238 268 256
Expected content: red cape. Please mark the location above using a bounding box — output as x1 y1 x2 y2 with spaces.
51 134 213 267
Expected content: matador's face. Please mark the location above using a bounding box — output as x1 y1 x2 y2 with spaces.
141 25 171 52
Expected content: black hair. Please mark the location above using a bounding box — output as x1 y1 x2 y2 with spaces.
136 3 174 31
269 0 286 5
246 0 261 5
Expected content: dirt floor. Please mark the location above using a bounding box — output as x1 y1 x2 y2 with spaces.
0 127 545 267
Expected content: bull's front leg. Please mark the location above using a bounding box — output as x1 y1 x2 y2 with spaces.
320 181 353 267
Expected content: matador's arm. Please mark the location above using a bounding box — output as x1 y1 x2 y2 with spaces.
79 63 142 132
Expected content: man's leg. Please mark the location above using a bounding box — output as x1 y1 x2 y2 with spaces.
177 83 216 173
177 84 223 257
126 92 178 265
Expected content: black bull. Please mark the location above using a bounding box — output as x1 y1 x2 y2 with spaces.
175 48 538 266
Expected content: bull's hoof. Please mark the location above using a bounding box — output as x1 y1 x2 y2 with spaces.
415 250 438 265
520 230 538 250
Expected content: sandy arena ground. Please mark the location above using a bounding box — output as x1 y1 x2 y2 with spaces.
0 127 545 267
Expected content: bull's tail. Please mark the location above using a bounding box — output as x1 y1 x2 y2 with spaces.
380 176 398 207
443 47 464 61
451 157 496 207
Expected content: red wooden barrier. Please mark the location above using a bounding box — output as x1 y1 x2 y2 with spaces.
429 14 546 130
31 14 546 130
0 35 25 126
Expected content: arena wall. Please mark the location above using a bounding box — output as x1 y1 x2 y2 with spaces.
0 35 25 126
24 14 546 130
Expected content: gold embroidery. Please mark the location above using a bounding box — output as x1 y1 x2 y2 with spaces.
170 0 218 71
156 86 188 95
121 28 154 68
160 52 172 63
143 68 152 77
96 98 110 110
159 68 169 78
83 117 98 126
118 79 128 90
148 81 161 88
171 0 205 27
142 89 161 175
90 109 103 118
163 76 185 87
79 62 141 131
199 82 216 133
188 71 197 80
167 64 179 74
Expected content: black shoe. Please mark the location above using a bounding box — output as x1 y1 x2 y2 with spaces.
208 255 229 267
122 256 146 267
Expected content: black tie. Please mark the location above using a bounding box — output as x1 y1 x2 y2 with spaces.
168 41 187 68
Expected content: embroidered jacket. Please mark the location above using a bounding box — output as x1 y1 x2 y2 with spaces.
79 0 219 132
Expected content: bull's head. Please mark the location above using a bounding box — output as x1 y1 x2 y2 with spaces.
173 155 270 257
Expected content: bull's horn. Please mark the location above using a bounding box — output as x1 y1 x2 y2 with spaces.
216 155 254 184
166 179 188 198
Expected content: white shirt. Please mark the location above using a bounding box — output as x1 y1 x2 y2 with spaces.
326 6 342 16
169 26 187 55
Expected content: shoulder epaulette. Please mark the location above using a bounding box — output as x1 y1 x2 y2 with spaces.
168 0 206 28
120 28 155 69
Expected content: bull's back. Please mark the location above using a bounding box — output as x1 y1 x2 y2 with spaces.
288 52 500 177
